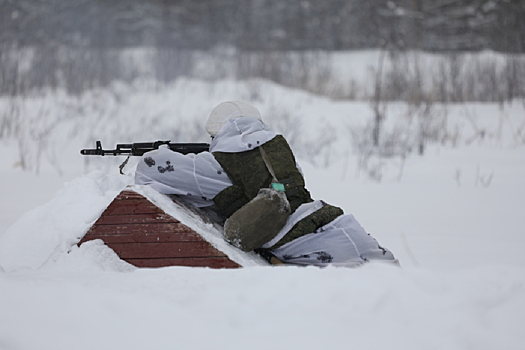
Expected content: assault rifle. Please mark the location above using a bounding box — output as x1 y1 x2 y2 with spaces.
80 140 210 156
80 140 210 174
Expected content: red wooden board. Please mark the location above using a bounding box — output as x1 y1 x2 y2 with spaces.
84 231 203 243
126 257 240 268
109 242 226 259
116 191 147 199
79 189 240 268
94 213 179 225
85 223 192 236
102 199 162 216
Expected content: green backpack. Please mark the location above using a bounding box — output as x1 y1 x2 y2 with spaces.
223 147 291 251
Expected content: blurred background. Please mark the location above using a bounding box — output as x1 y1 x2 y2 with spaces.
1 0 523 99
0 0 524 177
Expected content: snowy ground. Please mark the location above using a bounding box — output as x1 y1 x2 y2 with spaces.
1 79 525 350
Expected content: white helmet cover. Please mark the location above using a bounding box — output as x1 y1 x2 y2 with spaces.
206 101 262 137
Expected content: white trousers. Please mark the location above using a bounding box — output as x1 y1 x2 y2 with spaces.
271 214 396 267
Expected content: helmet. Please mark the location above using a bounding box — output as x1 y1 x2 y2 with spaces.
206 101 262 137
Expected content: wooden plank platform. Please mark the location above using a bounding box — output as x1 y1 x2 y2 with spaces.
79 190 240 268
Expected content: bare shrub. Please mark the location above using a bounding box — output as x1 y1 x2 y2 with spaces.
370 50 388 147
405 93 448 155
504 54 525 102
264 106 302 149
350 120 412 182
475 166 494 188
378 51 525 104
0 98 19 139
3 43 525 104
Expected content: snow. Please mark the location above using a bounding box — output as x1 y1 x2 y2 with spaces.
1 76 525 349
1 264 524 350
0 171 130 272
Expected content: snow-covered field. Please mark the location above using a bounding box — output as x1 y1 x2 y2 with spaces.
1 77 525 350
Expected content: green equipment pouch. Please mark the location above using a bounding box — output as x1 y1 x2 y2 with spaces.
224 188 291 252
223 146 293 251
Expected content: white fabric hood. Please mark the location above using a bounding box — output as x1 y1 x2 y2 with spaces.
206 101 262 137
209 117 277 153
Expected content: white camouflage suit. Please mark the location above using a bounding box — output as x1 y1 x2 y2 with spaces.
135 116 396 267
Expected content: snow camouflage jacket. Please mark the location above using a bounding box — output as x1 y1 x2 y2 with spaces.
135 117 396 266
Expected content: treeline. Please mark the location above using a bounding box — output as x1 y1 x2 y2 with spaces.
1 0 524 52
1 0 524 100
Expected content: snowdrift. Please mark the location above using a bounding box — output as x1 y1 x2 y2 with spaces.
0 168 524 350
